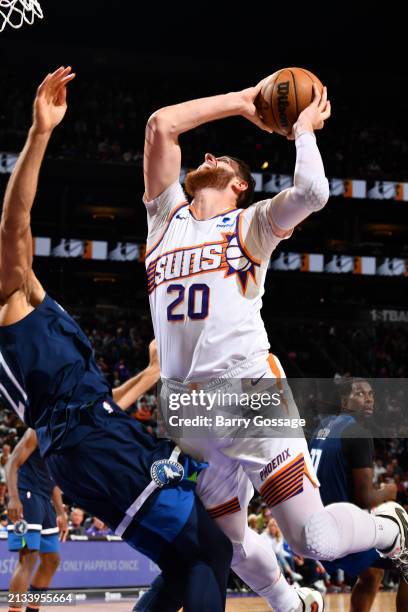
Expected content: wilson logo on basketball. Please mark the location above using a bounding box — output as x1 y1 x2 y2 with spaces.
146 232 258 294
277 81 290 128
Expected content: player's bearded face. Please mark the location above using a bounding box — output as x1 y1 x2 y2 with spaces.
184 166 235 196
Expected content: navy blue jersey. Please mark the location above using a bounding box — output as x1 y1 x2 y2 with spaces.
0 295 110 455
18 448 55 499
309 413 374 505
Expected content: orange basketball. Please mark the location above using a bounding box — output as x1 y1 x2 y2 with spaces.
255 68 324 136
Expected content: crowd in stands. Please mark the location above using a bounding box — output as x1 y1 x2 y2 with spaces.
1 68 408 182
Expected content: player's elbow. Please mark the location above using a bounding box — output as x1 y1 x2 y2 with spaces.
146 110 177 139
296 175 330 213
1 212 31 237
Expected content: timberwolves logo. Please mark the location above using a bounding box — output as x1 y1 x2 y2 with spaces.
224 234 257 292
14 519 28 535
151 459 184 487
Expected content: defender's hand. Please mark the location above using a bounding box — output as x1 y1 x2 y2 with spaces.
57 512 69 542
7 495 23 523
33 66 76 135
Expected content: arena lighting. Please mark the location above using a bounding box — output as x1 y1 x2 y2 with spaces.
261 161 269 169
92 212 116 221
91 206 117 221
93 275 117 284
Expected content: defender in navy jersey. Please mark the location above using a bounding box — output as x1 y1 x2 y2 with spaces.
6 429 67 609
310 378 408 611
0 67 231 612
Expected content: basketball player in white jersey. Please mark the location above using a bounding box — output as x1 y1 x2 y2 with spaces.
143 79 408 611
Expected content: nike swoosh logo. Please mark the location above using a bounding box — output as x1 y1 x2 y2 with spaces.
251 373 267 386
396 507 408 546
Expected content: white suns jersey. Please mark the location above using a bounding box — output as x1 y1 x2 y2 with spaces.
145 182 290 381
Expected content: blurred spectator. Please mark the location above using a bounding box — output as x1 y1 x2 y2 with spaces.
0 476 6 508
247 514 258 532
132 395 154 425
0 443 11 472
254 503 272 532
85 516 113 537
0 444 11 503
0 511 8 534
68 507 86 536
260 518 304 583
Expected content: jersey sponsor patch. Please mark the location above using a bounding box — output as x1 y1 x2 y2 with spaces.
216 216 235 228
175 212 188 220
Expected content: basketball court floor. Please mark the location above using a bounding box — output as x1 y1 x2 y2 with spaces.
5 592 394 611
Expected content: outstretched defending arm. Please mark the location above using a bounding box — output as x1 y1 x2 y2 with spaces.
143 81 272 202
0 67 75 301
113 340 160 410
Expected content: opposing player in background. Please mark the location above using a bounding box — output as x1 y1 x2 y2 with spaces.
310 378 408 612
143 78 408 611
6 428 67 612
0 67 233 612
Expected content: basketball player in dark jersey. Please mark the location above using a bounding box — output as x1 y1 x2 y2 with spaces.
310 378 408 611
0 66 232 612
6 428 67 612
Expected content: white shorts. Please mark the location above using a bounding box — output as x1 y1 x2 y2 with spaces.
162 353 319 520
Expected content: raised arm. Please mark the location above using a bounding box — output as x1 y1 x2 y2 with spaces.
143 81 272 201
0 67 75 301
112 340 160 410
5 428 38 523
267 84 331 235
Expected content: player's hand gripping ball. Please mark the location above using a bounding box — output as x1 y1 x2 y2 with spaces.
255 67 324 136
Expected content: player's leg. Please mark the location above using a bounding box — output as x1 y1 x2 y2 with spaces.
7 491 42 611
46 412 232 612
196 458 304 612
349 567 383 612
133 495 233 612
396 577 408 612
8 548 39 610
260 464 400 561
241 358 406 566
30 499 60 596
173 497 233 612
134 573 183 612
31 549 60 589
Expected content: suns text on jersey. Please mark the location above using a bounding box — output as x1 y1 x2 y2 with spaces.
147 239 230 293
